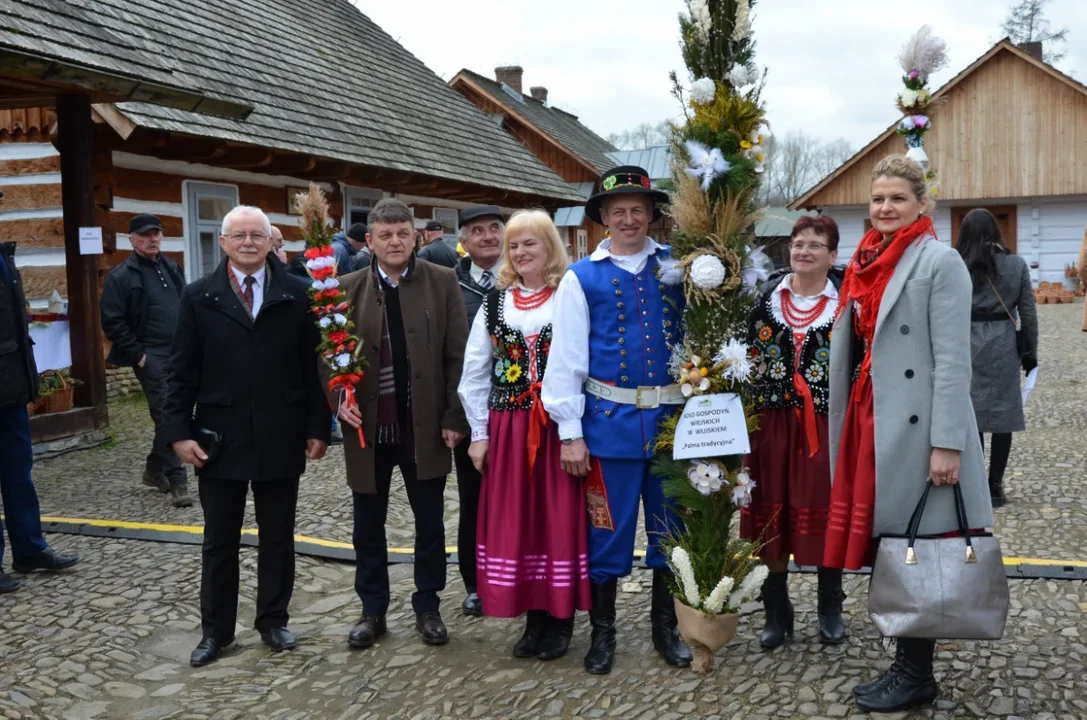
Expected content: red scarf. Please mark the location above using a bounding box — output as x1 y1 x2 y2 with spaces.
835 216 934 396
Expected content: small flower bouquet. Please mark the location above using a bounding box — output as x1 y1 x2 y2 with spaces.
894 26 949 167
296 184 369 447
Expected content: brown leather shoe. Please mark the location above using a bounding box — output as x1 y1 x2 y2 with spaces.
415 611 449 645
348 614 387 649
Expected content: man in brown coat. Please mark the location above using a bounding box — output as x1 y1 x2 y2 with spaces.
329 198 469 649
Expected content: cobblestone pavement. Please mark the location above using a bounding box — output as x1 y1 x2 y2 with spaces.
2 305 1085 719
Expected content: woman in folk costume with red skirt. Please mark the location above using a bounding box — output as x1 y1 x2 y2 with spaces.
457 210 591 661
742 215 845 649
823 156 993 714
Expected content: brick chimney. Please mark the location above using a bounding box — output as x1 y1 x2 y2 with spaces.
530 86 548 103
495 65 523 94
1018 40 1043 61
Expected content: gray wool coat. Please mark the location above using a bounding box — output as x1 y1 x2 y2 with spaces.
828 237 995 538
969 252 1038 433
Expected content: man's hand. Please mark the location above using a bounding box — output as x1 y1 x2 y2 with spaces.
442 429 465 449
930 447 961 486
338 403 363 429
561 438 591 477
173 439 207 468
306 439 328 460
468 440 489 472
138 354 147 368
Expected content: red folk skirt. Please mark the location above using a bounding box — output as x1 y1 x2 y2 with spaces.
823 378 877 570
476 409 592 618
741 408 832 566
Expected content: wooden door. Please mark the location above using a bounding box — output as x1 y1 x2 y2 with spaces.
951 205 1018 253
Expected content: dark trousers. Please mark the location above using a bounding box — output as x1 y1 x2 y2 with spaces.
452 437 481 593
979 433 1013 485
353 442 447 615
0 404 49 566
134 349 187 486
197 478 299 641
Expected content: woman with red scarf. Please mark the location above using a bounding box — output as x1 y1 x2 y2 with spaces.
823 156 993 714
742 215 845 649
457 210 591 661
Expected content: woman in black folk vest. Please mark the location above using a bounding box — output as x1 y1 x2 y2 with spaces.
742 215 844 648
955 208 1038 508
457 210 591 660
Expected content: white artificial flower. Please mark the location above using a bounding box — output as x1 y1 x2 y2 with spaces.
898 88 919 108
332 313 347 326
671 547 701 609
318 317 332 328
336 353 352 368
305 259 320 272
728 564 769 608
690 254 727 290
681 382 694 398
754 162 765 174
917 88 931 103
732 0 752 42
731 469 756 508
311 280 326 291
698 377 710 392
750 129 765 146
691 355 702 366
689 77 716 105
690 0 711 37
657 256 685 286
704 575 736 614
323 277 340 289
687 460 725 496
715 338 752 383
728 64 758 88
685 140 731 192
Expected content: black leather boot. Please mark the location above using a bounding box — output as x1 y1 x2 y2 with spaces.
759 571 794 649
583 580 617 674
816 567 846 644
855 639 938 713
513 610 549 658
853 640 905 698
651 570 692 667
989 478 1006 509
536 616 574 661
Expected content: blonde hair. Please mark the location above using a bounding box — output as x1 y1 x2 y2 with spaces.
497 209 570 290
871 154 935 213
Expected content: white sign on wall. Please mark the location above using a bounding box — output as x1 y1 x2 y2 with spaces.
78 227 103 255
673 393 751 459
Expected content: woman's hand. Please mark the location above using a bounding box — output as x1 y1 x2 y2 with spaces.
930 447 961 485
468 440 489 473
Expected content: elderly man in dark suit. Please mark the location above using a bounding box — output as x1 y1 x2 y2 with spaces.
162 205 330 667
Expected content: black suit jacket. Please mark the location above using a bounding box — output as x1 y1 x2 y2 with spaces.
162 258 331 481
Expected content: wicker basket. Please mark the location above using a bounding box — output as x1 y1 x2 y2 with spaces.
40 386 74 414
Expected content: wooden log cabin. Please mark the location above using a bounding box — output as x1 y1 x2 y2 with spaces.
450 67 675 257
790 39 1087 288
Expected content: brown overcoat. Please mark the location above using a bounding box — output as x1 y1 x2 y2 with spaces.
1078 226 1087 331
321 255 470 494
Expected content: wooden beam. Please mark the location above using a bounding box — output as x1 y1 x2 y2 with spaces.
262 153 318 176
308 160 354 180
216 147 276 169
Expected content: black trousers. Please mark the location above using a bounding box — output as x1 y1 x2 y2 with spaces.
452 437 482 593
133 349 187 486
198 478 299 641
353 442 447 615
979 432 1013 485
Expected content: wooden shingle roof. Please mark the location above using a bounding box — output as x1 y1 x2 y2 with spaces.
90 0 582 203
455 69 618 174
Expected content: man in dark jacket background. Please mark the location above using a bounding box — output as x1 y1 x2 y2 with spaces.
163 205 330 667
0 237 80 594
417 220 457 268
100 214 191 507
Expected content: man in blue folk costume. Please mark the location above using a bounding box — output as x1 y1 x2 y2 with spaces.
543 165 691 674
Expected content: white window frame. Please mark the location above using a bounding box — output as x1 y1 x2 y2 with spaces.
183 181 238 281
342 185 383 229
433 207 459 240
576 229 588 260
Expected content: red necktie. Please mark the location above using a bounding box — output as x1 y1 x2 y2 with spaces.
243 276 256 316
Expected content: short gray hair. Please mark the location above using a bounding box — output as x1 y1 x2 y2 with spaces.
221 205 272 237
367 198 414 235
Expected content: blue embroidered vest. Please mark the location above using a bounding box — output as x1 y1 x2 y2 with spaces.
570 246 683 459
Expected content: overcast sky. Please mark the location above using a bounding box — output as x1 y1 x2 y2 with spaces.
356 0 1086 151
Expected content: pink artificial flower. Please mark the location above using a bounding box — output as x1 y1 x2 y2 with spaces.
909 70 920 80
912 115 930 128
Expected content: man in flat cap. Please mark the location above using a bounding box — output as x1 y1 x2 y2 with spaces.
101 214 191 507
418 220 457 268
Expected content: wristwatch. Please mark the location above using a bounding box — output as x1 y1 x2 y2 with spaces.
561 438 580 445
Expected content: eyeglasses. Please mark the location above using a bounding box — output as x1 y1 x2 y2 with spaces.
226 232 269 243
789 242 829 252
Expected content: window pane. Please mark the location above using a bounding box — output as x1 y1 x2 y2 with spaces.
350 209 368 227
198 196 233 222
200 231 218 277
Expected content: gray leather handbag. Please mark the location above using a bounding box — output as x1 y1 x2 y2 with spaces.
868 481 1009 640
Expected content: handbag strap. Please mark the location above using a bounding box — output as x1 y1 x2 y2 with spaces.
952 484 978 562
903 480 975 563
987 277 1021 331
904 480 935 542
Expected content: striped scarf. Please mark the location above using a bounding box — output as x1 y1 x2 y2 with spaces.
375 309 409 444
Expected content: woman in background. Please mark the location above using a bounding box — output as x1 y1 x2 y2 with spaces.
956 208 1037 508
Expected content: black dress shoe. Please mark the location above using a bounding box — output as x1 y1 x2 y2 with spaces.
260 627 297 651
12 550 80 573
513 610 549 658
537 616 574 661
190 636 233 667
416 611 449 646
0 570 20 594
462 592 483 617
348 614 387 649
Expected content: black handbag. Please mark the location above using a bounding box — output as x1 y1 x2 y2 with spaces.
987 277 1029 357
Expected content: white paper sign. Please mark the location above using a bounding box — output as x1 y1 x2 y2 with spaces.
673 392 751 459
78 227 103 255
1022 368 1038 405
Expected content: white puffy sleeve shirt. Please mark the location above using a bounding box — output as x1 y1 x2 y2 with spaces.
457 287 555 442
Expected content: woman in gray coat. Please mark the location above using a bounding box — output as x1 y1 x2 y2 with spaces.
956 209 1038 508
823 156 995 714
